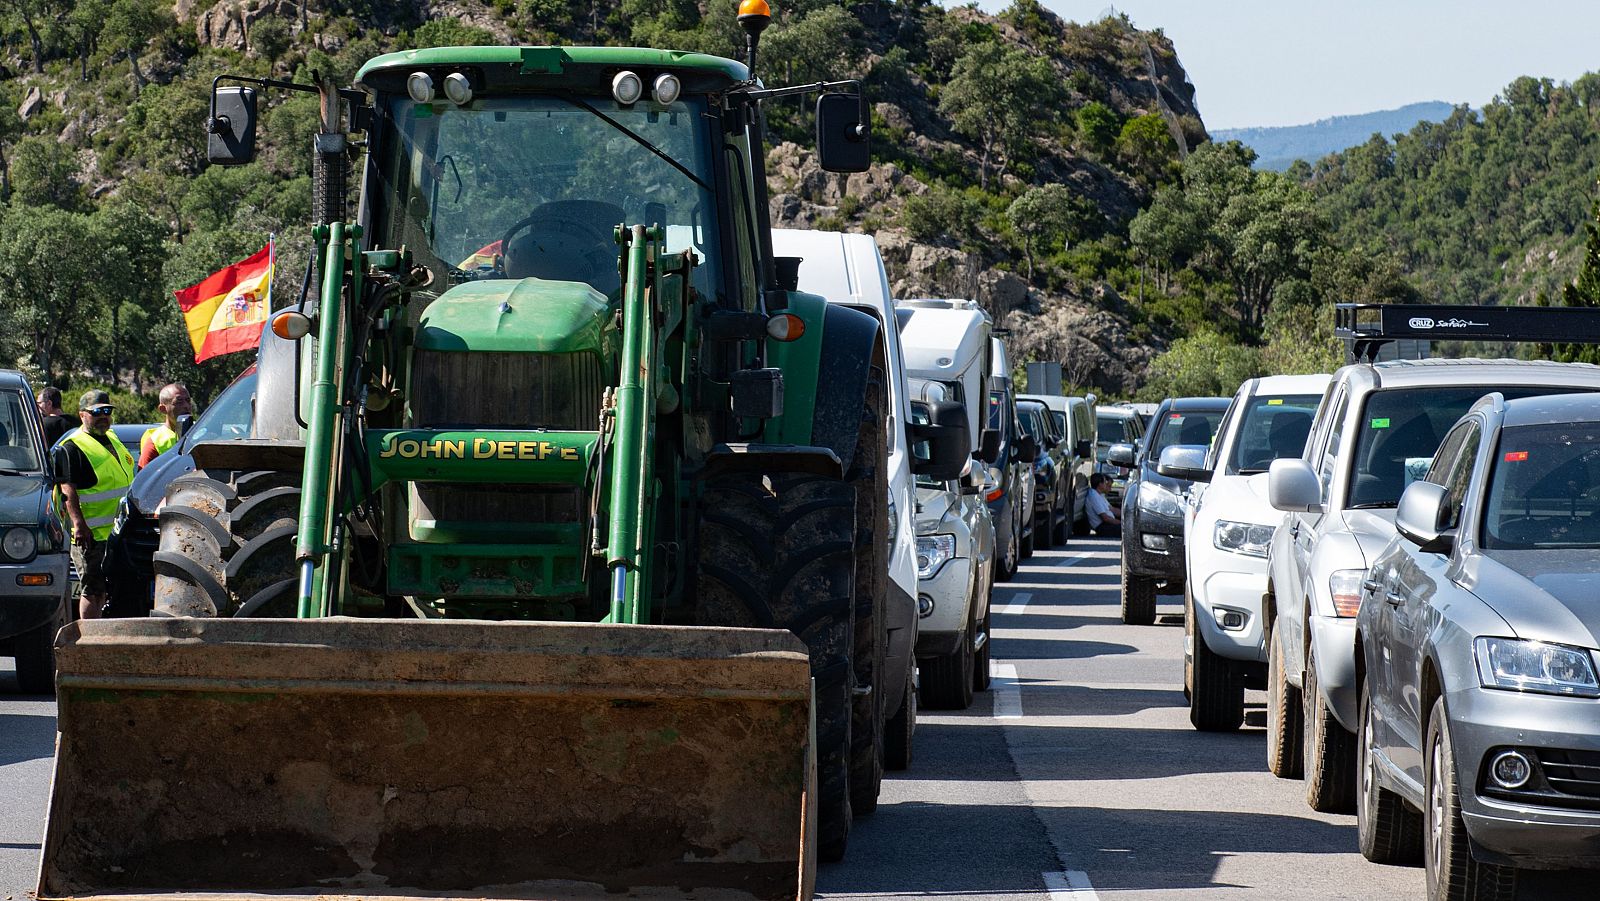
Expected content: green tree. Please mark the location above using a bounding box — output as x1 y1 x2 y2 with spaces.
406 18 497 48
10 135 84 209
1116 112 1177 184
1550 187 1600 364
763 6 861 84
939 43 1063 189
102 0 173 94
1141 331 1261 400
0 205 106 384
1006 183 1095 278
1075 101 1119 156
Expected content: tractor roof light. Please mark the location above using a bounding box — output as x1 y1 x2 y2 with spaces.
612 71 644 106
442 72 473 106
652 73 682 107
271 309 313 341
406 71 435 104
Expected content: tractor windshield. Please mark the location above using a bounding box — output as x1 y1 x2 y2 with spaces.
371 94 724 301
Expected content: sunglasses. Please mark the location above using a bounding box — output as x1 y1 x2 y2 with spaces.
85 406 113 416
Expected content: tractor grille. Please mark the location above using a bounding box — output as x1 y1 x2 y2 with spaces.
414 484 582 527
411 351 604 432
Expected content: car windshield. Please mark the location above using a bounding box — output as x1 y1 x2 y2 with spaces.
1148 408 1225 459
181 369 258 450
1483 422 1600 549
1226 394 1322 475
0 390 41 472
1346 386 1582 509
372 94 723 303
1097 416 1126 446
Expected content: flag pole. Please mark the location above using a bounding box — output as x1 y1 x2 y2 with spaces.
267 233 276 310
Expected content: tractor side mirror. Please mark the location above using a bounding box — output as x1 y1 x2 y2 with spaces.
1016 433 1039 464
909 400 970 482
816 92 870 173
977 428 1001 465
208 86 258 166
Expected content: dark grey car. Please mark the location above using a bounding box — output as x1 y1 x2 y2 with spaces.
0 370 70 693
1357 391 1600 896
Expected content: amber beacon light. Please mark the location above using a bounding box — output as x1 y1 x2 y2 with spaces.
737 0 771 74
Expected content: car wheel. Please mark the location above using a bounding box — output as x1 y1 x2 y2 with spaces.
919 622 974 711
1188 590 1243 731
972 604 992 692
1035 509 1054 550
1359 682 1422 864
1053 494 1070 545
1019 509 1034 560
995 526 1018 583
13 600 65 695
883 663 916 771
1303 642 1357 813
1120 569 1157 625
1266 619 1304 779
1424 697 1516 900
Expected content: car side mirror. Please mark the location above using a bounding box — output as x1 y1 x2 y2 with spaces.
207 85 258 165
1074 438 1092 459
978 428 1001 465
816 92 870 173
909 400 971 482
1268 458 1323 513
1017 433 1039 464
1106 442 1136 468
177 413 195 437
1156 445 1211 483
959 469 982 496
1396 480 1454 553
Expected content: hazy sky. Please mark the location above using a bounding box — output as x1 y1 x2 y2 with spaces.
971 1 1600 130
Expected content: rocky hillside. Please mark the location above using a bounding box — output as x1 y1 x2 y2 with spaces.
0 0 1203 397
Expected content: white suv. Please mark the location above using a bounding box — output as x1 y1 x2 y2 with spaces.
1180 373 1328 732
1265 358 1600 813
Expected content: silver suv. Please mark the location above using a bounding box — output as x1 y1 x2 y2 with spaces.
1265 359 1600 813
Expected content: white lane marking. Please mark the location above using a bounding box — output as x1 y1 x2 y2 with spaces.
1056 553 1092 567
993 662 1022 719
1002 591 1033 615
1044 870 1100 900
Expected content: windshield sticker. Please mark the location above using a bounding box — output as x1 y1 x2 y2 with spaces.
1504 451 1529 462
1169 414 1183 422
1370 417 1390 429
1267 399 1283 405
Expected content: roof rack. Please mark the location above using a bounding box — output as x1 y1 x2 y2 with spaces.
1335 303 1600 362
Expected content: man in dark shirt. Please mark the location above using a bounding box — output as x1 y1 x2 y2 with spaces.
36 387 70 448
52 390 136 619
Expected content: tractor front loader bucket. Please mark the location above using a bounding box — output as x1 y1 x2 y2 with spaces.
39 617 817 901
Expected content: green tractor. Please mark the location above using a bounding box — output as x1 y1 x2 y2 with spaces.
39 10 969 901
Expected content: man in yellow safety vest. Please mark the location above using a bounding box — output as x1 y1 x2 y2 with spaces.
137 383 192 469
53 389 136 619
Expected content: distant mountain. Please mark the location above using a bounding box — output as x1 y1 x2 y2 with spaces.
1213 101 1456 170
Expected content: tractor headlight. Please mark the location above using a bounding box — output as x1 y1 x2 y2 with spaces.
612 70 644 105
1213 519 1274 558
916 534 956 579
2 525 37 561
1475 637 1600 698
1138 481 1184 519
406 71 435 104
652 73 682 106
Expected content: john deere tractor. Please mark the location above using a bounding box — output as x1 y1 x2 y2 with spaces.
38 8 971 901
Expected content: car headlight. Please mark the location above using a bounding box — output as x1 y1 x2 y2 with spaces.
916 534 957 579
2 525 37 561
1475 637 1600 697
1213 520 1274 558
1138 481 1184 518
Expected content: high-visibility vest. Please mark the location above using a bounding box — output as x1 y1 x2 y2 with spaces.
142 423 178 458
65 430 136 541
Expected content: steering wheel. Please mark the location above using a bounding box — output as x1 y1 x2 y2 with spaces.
498 200 625 290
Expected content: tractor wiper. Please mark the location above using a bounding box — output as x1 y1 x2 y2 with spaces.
562 97 710 193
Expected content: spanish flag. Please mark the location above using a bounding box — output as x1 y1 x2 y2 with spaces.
173 243 273 363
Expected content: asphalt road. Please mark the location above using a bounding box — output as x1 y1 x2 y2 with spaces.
1 537 1583 899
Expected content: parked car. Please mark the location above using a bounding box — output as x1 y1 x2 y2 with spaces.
775 228 923 772
1266 358 1600 814
1016 399 1069 549
1356 391 1600 896
1095 405 1146 508
986 338 1037 571
1019 392 1096 538
55 422 153 461
1173 373 1329 732
1108 396 1228 625
0 370 70 694
103 367 260 616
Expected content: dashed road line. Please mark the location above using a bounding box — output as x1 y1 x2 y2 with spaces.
992 662 1022 719
1044 870 1100 900
1002 592 1033 615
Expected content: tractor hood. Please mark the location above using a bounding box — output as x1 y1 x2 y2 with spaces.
416 278 613 355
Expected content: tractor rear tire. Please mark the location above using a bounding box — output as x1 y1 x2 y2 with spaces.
694 470 857 863
845 366 889 819
152 469 301 618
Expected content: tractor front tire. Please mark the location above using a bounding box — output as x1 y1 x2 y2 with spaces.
152 469 301 618
694 470 858 863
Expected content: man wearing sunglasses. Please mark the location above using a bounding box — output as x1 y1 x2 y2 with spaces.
52 390 137 619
